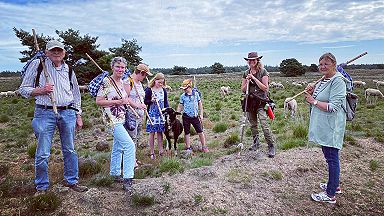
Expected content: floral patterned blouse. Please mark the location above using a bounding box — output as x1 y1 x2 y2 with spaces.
97 77 128 130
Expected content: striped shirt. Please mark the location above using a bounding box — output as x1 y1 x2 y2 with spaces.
19 58 82 114
313 78 333 112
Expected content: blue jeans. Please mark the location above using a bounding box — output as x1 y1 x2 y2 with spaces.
322 146 340 196
110 123 136 179
32 107 79 190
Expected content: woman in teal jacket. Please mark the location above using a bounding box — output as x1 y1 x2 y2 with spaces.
305 53 348 204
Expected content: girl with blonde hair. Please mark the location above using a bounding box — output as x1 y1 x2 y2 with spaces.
144 73 169 159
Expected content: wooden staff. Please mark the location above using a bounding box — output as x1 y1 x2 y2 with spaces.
147 77 166 122
32 29 58 115
85 53 139 118
286 51 368 102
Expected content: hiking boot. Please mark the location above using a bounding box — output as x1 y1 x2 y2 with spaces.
123 178 133 194
319 183 342 194
62 180 88 192
268 145 276 158
112 175 124 183
201 146 209 153
311 191 336 204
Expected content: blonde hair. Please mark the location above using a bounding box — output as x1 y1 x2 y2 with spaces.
149 73 166 88
319 53 337 65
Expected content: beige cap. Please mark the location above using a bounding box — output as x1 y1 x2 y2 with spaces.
136 64 153 76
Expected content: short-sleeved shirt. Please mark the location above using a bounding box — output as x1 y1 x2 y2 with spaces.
242 68 269 99
97 77 127 129
179 91 200 117
126 79 145 117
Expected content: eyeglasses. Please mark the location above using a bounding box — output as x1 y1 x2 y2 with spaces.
318 63 333 68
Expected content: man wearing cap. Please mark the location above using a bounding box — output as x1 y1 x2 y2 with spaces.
241 52 276 158
19 40 87 194
124 63 152 146
177 79 208 153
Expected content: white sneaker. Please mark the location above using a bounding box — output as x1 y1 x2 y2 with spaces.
319 183 342 194
311 191 336 204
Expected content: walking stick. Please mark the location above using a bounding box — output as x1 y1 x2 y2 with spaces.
237 78 250 152
32 29 58 115
132 82 153 125
85 53 139 118
286 51 368 102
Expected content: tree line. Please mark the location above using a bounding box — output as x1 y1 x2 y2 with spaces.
3 28 383 81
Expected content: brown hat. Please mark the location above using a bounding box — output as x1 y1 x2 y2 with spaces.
136 64 153 76
180 79 192 90
244 52 263 60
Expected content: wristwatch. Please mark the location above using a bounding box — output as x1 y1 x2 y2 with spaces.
313 100 318 106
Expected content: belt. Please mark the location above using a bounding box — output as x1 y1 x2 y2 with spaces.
36 104 79 112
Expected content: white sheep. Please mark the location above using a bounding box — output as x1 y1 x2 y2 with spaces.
78 85 88 93
376 81 384 89
353 80 366 88
284 97 297 118
6 91 16 97
0 92 7 98
220 86 230 96
365 88 384 104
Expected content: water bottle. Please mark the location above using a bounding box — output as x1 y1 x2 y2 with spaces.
265 103 275 120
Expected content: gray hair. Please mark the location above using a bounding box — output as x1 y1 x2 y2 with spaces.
110 56 127 68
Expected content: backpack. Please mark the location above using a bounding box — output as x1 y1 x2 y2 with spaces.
88 69 132 97
337 65 357 121
344 92 358 121
35 61 73 89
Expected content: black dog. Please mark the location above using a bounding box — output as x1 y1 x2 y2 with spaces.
162 107 183 156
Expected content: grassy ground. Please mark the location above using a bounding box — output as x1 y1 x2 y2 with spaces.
0 70 383 215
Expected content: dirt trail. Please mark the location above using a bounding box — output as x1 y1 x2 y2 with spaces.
55 137 384 216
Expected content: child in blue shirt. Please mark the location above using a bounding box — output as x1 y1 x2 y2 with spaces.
177 79 208 152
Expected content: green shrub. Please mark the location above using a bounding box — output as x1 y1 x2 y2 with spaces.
270 170 283 180
279 138 306 150
159 158 184 175
214 101 222 111
190 157 213 168
230 114 239 121
28 192 61 212
79 159 102 177
90 175 114 187
27 142 37 158
293 124 308 138
0 114 10 123
162 182 171 194
369 160 379 172
131 194 155 207
212 122 227 133
194 194 204 205
223 133 239 148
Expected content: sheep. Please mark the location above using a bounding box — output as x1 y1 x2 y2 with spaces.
5 91 16 97
269 82 284 89
220 86 230 96
0 92 7 98
376 81 384 89
284 97 297 118
353 80 366 88
291 81 303 87
365 88 384 104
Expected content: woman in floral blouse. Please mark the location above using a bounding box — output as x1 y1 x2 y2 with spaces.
96 57 135 193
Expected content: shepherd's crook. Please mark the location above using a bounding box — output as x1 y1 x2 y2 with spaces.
32 29 58 115
286 51 368 102
85 53 139 118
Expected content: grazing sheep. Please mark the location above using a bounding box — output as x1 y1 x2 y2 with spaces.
220 86 230 96
269 82 284 89
291 81 303 87
365 88 384 104
376 81 384 89
353 80 366 88
5 91 16 97
284 97 297 118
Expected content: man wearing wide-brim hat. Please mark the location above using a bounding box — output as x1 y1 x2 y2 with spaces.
241 51 276 158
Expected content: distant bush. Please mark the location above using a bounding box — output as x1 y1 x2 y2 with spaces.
212 122 227 133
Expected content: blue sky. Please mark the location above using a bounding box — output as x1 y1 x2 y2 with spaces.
0 0 383 71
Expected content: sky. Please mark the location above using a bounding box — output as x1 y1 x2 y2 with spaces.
0 0 383 72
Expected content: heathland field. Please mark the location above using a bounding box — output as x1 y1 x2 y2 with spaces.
0 70 384 215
